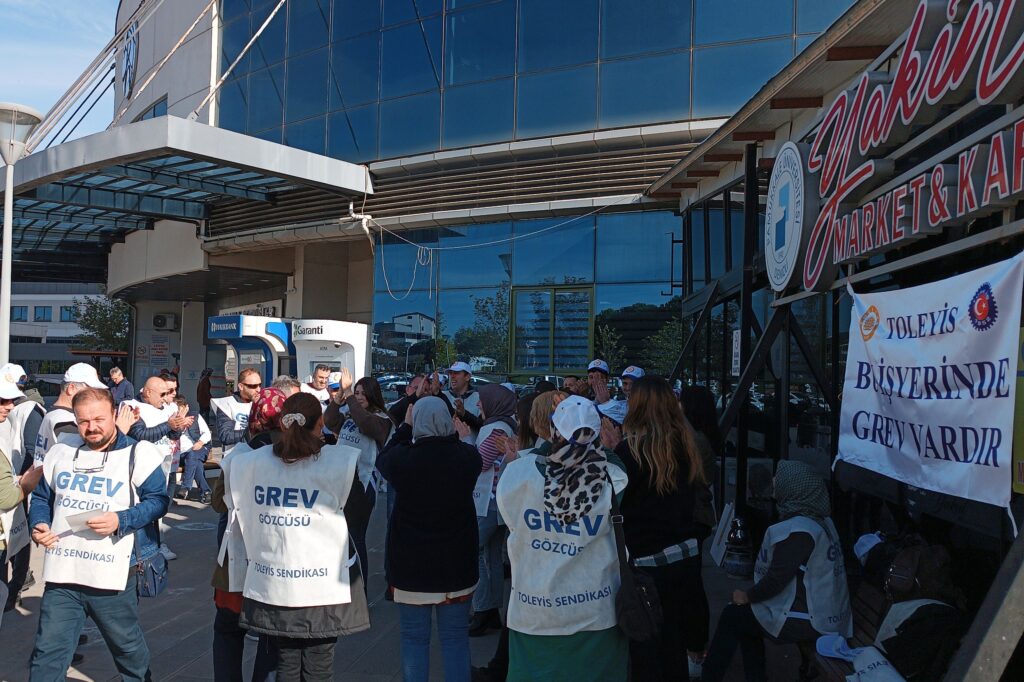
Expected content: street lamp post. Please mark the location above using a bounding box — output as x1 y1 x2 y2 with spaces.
0 103 43 365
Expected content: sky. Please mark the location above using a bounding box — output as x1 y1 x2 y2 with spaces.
0 0 120 147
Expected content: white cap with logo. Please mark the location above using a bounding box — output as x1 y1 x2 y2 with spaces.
587 359 610 374
63 363 109 389
596 399 628 425
552 395 601 444
0 363 27 386
448 361 473 374
621 366 645 380
0 379 24 400
327 372 342 389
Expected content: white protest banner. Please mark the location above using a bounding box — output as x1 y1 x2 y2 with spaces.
838 253 1024 508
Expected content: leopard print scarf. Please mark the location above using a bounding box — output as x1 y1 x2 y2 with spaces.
543 440 609 525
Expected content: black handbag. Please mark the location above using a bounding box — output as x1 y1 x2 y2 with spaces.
606 472 662 642
128 445 169 598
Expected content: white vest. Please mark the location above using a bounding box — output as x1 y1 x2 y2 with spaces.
34 406 76 465
301 384 331 410
41 441 164 590
122 400 176 474
875 598 949 652
335 406 394 490
443 389 480 418
751 516 853 638
211 395 251 455
5 400 43 473
473 421 514 517
0 435 28 557
497 455 628 636
217 441 253 591
228 442 359 607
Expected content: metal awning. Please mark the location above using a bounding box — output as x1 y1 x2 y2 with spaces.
1 115 373 281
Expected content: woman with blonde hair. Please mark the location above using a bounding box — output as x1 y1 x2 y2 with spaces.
608 375 709 681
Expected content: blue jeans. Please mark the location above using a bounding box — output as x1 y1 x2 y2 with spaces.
398 601 471 682
30 579 151 682
474 504 504 612
181 450 211 493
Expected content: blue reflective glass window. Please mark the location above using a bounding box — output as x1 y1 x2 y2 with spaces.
596 212 681 284
384 0 443 25
695 0 793 45
796 35 817 54
443 79 513 148
601 0 691 59
729 195 744 270
248 65 284 132
708 202 726 279
440 287 508 373
600 52 689 128
553 290 591 370
218 78 248 133
512 216 594 285
518 0 598 72
372 289 437 372
288 0 330 55
222 0 251 23
381 18 442 98
516 65 596 139
285 48 329 123
334 0 381 39
331 34 379 109
375 230 439 292
514 289 551 371
798 0 854 33
379 91 440 157
250 3 286 69
693 40 793 118
328 105 378 162
438 223 512 287
253 127 282 143
284 116 326 153
690 209 706 287
595 284 677 367
444 0 515 86
221 17 250 77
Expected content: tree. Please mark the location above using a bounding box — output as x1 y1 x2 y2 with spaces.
594 324 626 372
641 317 685 376
73 296 131 352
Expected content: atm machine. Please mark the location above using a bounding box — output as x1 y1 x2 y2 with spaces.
207 315 295 385
291 319 372 382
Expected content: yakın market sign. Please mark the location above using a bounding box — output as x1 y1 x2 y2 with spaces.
766 0 1024 292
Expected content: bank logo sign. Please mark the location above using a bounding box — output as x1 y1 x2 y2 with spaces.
764 143 806 292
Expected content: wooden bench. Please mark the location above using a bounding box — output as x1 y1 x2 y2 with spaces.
811 582 889 680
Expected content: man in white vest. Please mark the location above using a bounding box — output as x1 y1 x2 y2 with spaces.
28 387 169 681
300 364 332 409
212 368 262 456
0 377 44 613
123 376 193 561
35 364 110 466
0 363 46 610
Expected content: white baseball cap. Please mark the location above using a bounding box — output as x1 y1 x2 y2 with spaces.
596 399 628 425
621 366 645 380
587 359 610 374
327 372 342 389
448 361 473 374
0 380 24 400
552 395 601 444
63 363 108 389
0 363 27 386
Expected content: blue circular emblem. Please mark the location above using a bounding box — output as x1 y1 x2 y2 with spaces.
969 283 998 331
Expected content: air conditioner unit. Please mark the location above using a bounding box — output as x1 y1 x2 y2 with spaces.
153 313 178 331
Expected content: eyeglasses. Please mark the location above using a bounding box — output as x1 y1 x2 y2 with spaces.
73 447 109 473
157 390 173 397
240 382 262 389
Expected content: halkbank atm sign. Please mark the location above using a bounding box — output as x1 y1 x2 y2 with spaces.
765 0 1024 293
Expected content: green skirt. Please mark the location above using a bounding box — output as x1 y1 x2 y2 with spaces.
508 627 628 682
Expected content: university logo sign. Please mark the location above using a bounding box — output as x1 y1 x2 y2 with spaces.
764 143 812 291
767 0 1024 292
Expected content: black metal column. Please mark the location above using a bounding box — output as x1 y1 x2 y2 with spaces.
735 144 758 515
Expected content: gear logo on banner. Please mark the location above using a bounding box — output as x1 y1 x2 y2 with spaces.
969 283 998 331
859 305 881 342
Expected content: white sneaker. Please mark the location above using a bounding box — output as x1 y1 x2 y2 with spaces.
159 544 177 561
688 656 703 680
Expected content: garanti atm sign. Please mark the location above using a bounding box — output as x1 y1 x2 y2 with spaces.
766 0 1024 292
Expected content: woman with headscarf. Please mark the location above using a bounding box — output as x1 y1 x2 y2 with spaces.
497 395 630 682
377 396 481 682
229 392 370 681
210 388 286 681
701 460 852 682
466 383 518 636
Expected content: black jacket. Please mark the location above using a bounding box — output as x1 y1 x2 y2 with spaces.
377 423 481 593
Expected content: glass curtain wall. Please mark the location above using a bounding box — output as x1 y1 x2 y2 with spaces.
372 210 682 379
218 0 854 160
